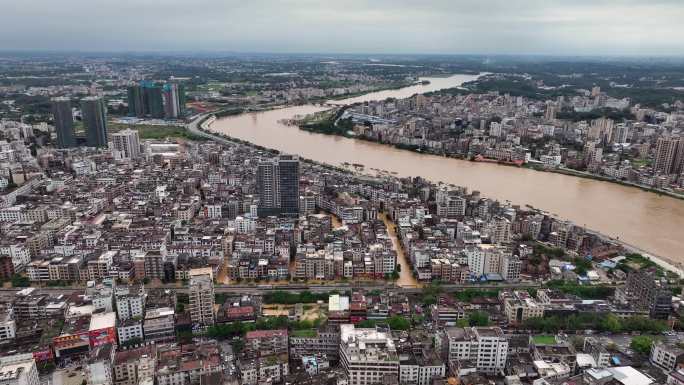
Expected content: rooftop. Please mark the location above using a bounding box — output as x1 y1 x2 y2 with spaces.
89 312 116 331
340 324 398 362
0 354 35 381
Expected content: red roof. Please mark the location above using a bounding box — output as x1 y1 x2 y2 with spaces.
245 329 288 339
225 306 254 316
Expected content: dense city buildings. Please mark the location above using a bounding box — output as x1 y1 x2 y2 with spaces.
298 76 684 194
0 52 682 385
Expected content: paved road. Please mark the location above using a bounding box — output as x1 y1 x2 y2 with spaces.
186 113 234 145
0 281 545 301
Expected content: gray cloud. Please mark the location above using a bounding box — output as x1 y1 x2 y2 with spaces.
1 0 683 55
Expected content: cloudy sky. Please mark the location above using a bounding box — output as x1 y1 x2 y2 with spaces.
2 0 683 55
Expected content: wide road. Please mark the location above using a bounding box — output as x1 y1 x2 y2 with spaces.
0 281 544 299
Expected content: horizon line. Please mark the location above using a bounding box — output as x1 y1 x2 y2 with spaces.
1 49 684 60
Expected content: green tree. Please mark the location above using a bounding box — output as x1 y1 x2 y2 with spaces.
468 311 491 327
630 336 654 355
411 315 425 326
453 288 500 302
231 338 245 354
387 316 411 331
357 319 378 328
600 314 622 333
177 293 189 304
11 274 29 287
422 281 443 305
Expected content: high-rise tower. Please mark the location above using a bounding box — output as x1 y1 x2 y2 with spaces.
81 96 108 148
51 97 77 148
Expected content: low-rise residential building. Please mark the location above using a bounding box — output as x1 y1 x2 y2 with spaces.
651 341 684 372
501 290 544 325
443 326 509 374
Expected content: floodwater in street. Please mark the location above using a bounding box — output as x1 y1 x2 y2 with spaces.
380 212 421 288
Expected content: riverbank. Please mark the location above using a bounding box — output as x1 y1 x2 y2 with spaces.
196 114 684 276
200 73 684 266
551 166 684 201
298 119 684 202
320 81 415 102
193 112 357 178
584 228 684 277
191 113 684 279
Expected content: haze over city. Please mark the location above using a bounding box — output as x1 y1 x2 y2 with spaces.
2 2 684 385
2 0 684 55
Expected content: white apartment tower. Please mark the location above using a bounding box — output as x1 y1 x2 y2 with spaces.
115 285 146 321
112 129 141 160
188 268 215 327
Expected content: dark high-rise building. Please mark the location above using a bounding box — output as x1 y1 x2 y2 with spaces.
0 255 14 281
127 84 145 117
257 160 280 217
141 81 164 119
277 155 300 216
130 81 185 119
624 268 672 319
81 96 108 148
256 155 300 217
177 84 186 116
51 97 77 148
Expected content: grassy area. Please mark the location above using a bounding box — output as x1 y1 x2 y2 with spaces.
631 158 652 167
545 280 614 299
616 253 667 276
290 329 317 338
73 120 85 135
300 109 336 125
532 335 557 345
109 122 207 141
